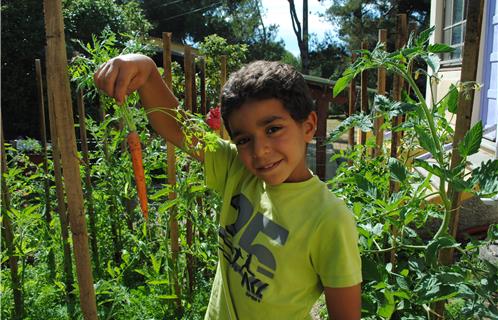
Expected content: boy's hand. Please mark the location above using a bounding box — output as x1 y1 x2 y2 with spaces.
94 54 156 105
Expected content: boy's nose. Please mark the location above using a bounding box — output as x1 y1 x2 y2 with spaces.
252 137 270 159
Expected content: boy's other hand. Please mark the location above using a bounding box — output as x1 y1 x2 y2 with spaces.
94 54 156 105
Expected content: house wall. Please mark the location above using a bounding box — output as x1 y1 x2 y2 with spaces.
428 0 489 126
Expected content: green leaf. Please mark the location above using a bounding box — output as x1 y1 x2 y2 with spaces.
428 43 455 53
326 113 373 143
157 294 178 300
469 159 498 197
426 236 459 265
388 157 407 182
150 254 161 274
377 299 395 318
458 121 482 157
413 159 446 178
147 279 169 285
157 199 178 214
414 126 438 156
422 54 441 74
416 26 435 47
333 73 353 97
441 84 459 114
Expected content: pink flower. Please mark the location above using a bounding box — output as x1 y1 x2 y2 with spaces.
206 106 221 130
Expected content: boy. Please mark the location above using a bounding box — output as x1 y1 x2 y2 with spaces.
94 54 362 319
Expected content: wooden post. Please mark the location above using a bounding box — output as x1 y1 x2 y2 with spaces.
348 53 357 149
220 55 228 138
46 59 75 317
373 30 387 157
162 31 182 311
316 89 329 180
76 90 99 276
43 1 97 318
1 113 24 320
199 57 207 115
35 58 56 280
439 0 484 265
360 41 369 146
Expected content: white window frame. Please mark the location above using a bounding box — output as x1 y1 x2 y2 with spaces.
442 0 467 65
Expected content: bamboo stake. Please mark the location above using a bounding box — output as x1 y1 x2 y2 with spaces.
45 54 75 317
360 41 369 146
76 90 100 276
184 46 196 294
373 30 387 157
348 53 357 150
162 31 182 311
199 57 207 115
42 1 96 318
1 113 24 320
35 58 56 280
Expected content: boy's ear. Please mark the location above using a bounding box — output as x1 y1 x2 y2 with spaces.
303 111 318 142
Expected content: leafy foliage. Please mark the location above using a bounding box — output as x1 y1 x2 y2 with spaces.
328 27 498 318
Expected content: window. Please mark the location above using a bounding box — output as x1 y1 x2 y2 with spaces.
442 0 467 63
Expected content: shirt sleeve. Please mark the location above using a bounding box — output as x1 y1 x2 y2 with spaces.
204 137 239 194
310 199 362 288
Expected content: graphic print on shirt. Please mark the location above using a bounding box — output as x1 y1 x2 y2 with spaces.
218 194 289 302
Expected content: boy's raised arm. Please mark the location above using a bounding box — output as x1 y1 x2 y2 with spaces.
94 54 204 162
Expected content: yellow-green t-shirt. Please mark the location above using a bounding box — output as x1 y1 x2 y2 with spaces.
204 138 362 320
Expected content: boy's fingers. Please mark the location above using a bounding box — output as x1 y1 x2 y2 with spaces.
94 63 110 92
113 66 136 105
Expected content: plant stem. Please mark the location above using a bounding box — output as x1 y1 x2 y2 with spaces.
401 70 452 238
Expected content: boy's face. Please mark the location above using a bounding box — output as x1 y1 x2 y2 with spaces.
228 98 317 185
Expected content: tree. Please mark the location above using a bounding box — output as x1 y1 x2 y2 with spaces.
322 0 430 52
288 0 310 74
0 0 152 140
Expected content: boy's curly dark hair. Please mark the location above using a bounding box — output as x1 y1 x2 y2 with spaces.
220 60 315 137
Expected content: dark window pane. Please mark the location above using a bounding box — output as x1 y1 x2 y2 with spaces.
452 24 462 45
453 0 464 23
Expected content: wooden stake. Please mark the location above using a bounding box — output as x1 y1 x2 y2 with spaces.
42 1 96 318
76 90 99 276
162 31 182 311
373 30 387 157
185 46 193 112
1 112 24 320
35 58 56 280
45 50 75 317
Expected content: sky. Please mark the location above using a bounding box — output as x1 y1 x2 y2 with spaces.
259 0 332 57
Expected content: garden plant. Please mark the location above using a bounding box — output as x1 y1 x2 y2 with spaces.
328 27 498 319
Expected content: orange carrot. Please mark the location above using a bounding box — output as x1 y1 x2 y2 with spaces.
127 131 148 219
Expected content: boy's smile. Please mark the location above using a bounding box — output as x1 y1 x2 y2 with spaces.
228 98 317 185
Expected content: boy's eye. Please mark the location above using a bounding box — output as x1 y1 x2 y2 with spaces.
266 126 281 135
234 137 249 146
